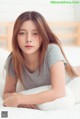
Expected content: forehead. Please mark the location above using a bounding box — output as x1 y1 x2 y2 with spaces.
19 20 37 31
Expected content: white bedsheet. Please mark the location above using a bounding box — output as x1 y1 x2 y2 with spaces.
0 104 80 119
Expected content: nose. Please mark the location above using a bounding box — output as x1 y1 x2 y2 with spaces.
26 34 32 43
26 38 32 42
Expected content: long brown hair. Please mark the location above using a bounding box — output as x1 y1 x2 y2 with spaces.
11 11 78 80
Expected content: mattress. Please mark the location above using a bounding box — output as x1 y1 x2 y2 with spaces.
0 103 80 119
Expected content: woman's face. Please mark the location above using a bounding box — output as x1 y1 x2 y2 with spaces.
17 20 42 55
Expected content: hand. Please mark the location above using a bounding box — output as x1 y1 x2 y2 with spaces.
18 104 38 109
3 93 20 107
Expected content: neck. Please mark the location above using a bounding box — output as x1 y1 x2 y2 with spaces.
23 51 40 67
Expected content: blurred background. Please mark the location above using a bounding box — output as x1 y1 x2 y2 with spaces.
0 0 80 51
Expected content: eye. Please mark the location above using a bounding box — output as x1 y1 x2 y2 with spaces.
33 32 38 35
18 32 25 35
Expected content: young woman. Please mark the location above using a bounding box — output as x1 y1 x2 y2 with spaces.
3 11 80 109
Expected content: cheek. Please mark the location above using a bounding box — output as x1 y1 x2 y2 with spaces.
17 36 20 44
35 38 42 46
39 38 42 45
17 39 20 46
37 39 42 49
17 36 24 45
17 38 22 48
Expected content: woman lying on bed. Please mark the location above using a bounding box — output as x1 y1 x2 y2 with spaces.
2 11 80 110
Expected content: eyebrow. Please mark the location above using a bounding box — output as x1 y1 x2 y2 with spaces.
19 29 38 31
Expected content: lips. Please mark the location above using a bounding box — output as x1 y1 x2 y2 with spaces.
25 45 33 47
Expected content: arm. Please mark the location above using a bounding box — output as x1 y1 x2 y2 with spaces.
3 74 17 100
3 61 66 107
19 61 66 105
3 74 37 108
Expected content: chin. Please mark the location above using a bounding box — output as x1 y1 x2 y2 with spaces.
23 48 39 55
24 51 36 55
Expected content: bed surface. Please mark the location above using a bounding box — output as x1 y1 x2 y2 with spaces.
0 103 80 119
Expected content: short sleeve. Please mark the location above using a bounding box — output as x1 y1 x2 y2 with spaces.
47 44 67 69
4 53 17 78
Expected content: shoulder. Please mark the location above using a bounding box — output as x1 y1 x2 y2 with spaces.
45 43 67 69
4 52 13 68
46 43 61 55
4 52 17 78
48 43 60 50
6 52 13 63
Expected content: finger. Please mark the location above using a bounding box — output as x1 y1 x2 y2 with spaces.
27 104 38 109
21 104 35 109
3 103 7 107
32 105 39 110
31 105 37 109
18 104 38 109
18 104 26 108
18 104 31 108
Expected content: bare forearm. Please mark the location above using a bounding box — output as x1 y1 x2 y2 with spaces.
20 89 65 105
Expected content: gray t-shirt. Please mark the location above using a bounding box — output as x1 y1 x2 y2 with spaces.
4 44 70 90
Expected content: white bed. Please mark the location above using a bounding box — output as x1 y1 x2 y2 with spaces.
0 104 80 119
0 47 80 119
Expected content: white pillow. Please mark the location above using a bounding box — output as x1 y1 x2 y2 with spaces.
67 77 80 104
0 97 3 106
0 48 10 78
16 80 25 92
0 48 10 98
0 79 5 98
20 85 75 110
